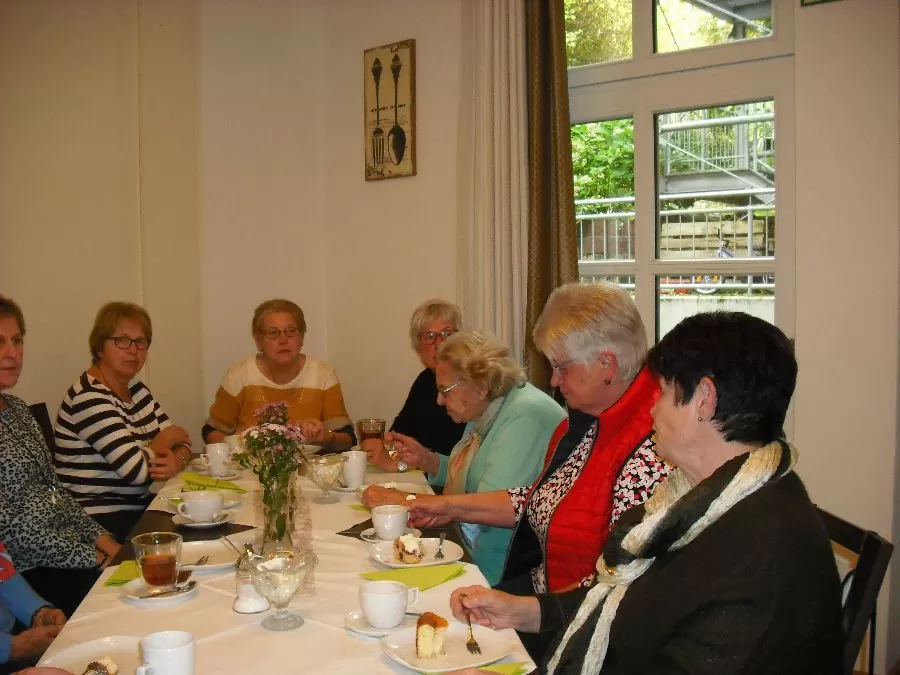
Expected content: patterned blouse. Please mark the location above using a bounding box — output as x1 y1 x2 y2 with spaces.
0 395 105 571
509 426 669 593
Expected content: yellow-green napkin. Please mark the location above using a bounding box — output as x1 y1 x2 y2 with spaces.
360 563 465 591
477 662 531 675
349 502 370 512
104 560 140 587
181 472 247 493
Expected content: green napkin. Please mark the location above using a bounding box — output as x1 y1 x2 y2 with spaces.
181 472 247 493
349 502 370 512
360 563 466 591
478 663 530 675
104 560 140 587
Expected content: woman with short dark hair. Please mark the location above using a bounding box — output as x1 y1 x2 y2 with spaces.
448 312 843 675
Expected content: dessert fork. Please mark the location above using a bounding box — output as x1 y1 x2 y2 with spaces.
465 609 481 655
434 532 446 560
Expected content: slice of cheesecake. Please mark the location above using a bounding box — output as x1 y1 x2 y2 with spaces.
415 611 449 659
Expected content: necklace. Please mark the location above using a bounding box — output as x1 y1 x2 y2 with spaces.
251 356 308 413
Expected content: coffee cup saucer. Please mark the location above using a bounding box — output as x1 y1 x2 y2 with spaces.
359 527 421 544
121 578 199 607
344 609 417 637
172 513 234 529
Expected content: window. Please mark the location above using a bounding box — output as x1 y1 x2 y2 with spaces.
568 1 794 339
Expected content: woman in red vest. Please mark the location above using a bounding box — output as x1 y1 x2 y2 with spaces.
408 282 669 596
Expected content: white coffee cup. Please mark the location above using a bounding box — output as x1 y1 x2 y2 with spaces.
136 630 195 675
341 449 367 489
371 504 408 540
202 442 230 476
359 580 420 628
177 490 224 523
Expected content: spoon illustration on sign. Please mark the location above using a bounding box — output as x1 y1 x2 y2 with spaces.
388 54 406 165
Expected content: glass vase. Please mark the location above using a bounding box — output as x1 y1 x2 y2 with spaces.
260 472 295 554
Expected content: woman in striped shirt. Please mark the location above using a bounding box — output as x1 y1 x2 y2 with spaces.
54 302 193 541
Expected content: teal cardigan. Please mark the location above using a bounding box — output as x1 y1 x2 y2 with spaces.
430 382 566 584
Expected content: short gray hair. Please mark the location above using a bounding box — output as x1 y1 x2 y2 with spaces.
532 282 648 384
408 299 462 352
437 330 525 400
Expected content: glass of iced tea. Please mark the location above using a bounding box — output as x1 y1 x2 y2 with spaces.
132 532 182 589
356 418 386 443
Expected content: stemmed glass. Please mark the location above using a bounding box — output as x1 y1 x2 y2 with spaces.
250 547 318 631
309 455 344 504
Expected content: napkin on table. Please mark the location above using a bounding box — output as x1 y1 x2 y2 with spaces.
349 502 370 512
181 472 247 493
360 563 466 591
104 560 141 586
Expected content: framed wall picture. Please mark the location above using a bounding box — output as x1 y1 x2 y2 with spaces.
364 39 416 181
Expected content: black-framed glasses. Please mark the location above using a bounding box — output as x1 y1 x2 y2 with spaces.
107 335 150 350
419 329 456 345
262 327 301 341
437 379 463 397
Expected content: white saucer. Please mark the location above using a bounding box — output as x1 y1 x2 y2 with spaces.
172 513 235 529
360 527 421 544
40 636 141 671
344 609 417 637
202 470 242 481
120 579 199 607
334 483 363 493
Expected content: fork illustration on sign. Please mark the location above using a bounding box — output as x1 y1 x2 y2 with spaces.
371 58 385 167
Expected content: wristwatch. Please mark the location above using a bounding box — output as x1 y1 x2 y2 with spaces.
396 460 408 472
405 493 417 502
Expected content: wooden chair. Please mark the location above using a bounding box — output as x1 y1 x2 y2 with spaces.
27 401 56 452
816 506 894 675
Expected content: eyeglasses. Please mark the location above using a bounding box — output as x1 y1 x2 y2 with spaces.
262 327 301 341
419 329 456 345
437 379 464 396
550 357 576 375
107 336 150 350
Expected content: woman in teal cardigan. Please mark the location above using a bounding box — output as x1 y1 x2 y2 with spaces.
362 330 565 584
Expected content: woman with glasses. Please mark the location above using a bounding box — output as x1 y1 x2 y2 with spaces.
54 302 192 541
394 283 669 659
363 330 566 584
0 296 120 617
364 299 467 471
203 299 354 449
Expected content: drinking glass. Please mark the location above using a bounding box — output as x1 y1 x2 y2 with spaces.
132 532 182 589
356 418 386 443
250 548 318 631
309 455 345 504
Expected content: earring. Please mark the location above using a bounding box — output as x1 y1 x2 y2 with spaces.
604 378 611 385
697 416 703 422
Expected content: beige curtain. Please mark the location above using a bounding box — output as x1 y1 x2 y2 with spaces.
457 0 528 362
522 0 578 390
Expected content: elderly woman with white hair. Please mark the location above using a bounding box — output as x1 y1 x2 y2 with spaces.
404 283 669 610
364 300 467 469
363 330 565 584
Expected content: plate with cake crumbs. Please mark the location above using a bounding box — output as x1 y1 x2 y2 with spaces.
369 537 464 568
40 636 140 673
381 620 511 673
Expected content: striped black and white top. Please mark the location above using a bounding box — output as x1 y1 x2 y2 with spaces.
54 372 172 515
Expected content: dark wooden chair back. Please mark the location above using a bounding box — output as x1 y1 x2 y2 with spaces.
27 401 56 452
816 506 894 675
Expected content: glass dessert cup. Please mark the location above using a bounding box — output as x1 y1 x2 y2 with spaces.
309 455 344 504
250 547 318 631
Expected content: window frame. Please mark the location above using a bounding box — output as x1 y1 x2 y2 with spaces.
567 0 795 341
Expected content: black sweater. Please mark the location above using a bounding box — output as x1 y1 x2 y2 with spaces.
391 368 466 456
537 471 843 674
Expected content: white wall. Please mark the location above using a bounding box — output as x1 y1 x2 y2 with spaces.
792 1 899 669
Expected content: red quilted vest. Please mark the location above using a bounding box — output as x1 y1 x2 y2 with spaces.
537 367 659 592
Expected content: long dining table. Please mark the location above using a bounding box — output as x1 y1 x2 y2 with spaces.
38 463 536 674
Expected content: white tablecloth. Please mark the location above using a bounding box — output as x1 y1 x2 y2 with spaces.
40 467 534 673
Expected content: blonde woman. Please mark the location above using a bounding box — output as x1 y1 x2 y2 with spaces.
203 299 354 449
363 330 565 584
